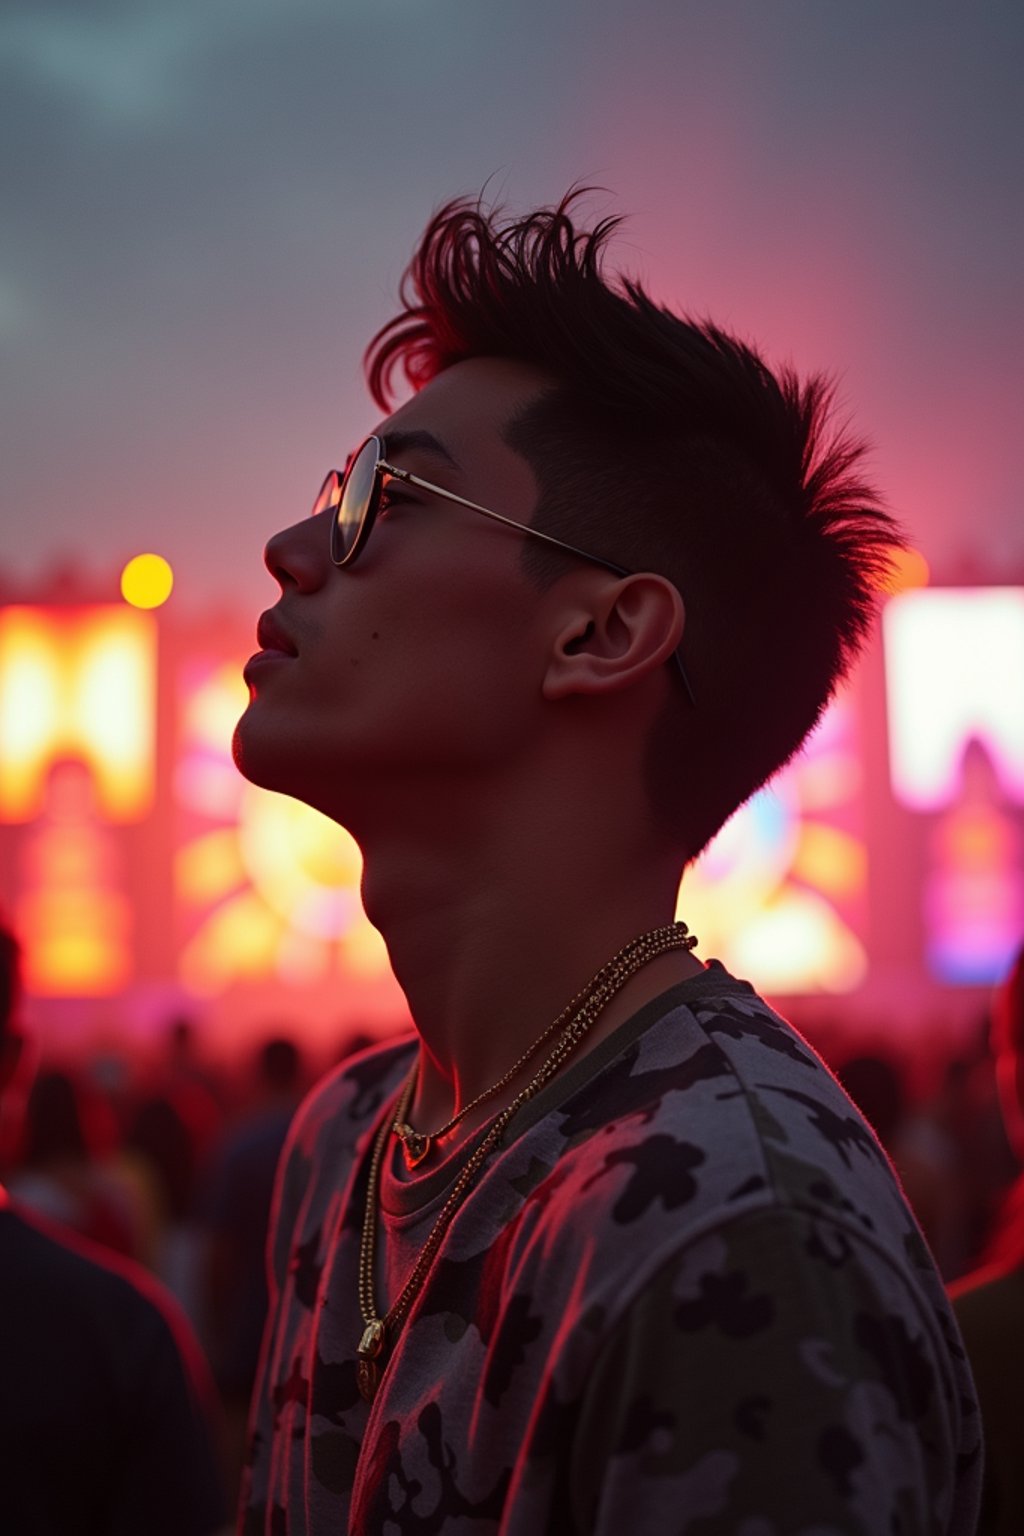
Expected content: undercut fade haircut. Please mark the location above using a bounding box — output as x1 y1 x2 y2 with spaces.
367 190 903 859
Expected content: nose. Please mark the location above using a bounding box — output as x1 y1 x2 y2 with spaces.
264 511 331 593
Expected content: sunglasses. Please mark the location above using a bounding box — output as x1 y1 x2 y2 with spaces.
312 434 696 706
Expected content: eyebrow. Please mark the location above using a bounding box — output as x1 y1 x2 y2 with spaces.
383 428 461 473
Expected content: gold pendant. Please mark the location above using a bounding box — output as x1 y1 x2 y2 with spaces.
356 1319 388 1403
393 1121 430 1169
357 1357 380 1402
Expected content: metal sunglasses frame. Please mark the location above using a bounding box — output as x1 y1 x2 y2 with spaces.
317 433 696 706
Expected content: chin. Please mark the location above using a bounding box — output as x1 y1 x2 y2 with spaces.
231 721 258 785
231 715 346 823
231 713 283 791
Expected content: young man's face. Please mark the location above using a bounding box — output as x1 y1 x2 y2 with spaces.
233 356 559 828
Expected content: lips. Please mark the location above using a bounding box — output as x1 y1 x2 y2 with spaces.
256 610 298 656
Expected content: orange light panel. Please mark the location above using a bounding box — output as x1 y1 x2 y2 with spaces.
19 886 131 996
0 607 156 822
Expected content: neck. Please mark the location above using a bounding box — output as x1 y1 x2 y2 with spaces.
356 793 702 1130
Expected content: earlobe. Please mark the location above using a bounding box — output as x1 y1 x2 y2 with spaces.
542 575 684 701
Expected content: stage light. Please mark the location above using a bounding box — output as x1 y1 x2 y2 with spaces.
883 546 930 594
174 659 392 995
121 553 174 609
884 589 1024 810
680 695 868 993
0 607 156 822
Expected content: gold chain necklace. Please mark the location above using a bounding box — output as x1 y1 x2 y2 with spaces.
391 925 692 1169
355 920 697 1402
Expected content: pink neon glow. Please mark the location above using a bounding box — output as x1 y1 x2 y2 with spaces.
924 748 1024 984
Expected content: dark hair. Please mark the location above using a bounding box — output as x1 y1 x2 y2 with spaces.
23 1070 90 1164
367 191 902 857
258 1035 301 1093
836 1052 907 1150
126 1096 197 1222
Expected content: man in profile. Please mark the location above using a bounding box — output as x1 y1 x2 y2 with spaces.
0 919 226 1534
234 192 981 1533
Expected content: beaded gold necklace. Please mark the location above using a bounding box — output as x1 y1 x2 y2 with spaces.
355 920 697 1401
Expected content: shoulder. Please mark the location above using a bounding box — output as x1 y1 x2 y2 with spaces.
534 967 914 1257
492 967 966 1428
565 1199 981 1536
3 1200 170 1317
552 962 847 1149
0 1203 209 1390
0 1205 224 1533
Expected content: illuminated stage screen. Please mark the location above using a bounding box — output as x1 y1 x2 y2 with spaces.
1 584 1022 1046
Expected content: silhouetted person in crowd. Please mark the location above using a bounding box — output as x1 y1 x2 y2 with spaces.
127 1092 198 1227
0 919 226 1535
950 941 1024 1535
836 1049 908 1152
232 191 981 1533
163 1014 226 1137
8 1065 140 1257
200 1035 304 1499
122 1086 210 1321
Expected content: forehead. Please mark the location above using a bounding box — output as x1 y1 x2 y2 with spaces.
374 356 554 477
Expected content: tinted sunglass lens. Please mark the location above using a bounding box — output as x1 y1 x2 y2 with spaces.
333 439 379 563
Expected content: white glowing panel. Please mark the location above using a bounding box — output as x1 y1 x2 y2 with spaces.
884 589 1024 810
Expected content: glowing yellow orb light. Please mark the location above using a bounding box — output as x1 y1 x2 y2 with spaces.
120 552 174 609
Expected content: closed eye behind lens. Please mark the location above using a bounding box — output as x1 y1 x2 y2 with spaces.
378 483 419 514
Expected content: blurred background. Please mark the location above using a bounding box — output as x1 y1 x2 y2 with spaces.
1 0 1023 1500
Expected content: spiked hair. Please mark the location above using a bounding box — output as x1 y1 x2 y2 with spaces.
367 192 902 856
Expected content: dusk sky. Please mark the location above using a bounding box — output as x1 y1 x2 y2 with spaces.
3 1 1022 616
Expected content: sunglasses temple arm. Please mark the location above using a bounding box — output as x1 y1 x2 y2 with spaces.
384 464 631 569
383 462 696 705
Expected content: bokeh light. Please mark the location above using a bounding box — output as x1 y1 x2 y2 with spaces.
883 546 931 595
0 606 156 822
120 553 174 610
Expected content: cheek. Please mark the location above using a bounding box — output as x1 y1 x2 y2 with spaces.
360 548 530 676
373 586 540 738
232 693 298 790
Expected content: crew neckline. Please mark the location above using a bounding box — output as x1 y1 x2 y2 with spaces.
377 960 748 1219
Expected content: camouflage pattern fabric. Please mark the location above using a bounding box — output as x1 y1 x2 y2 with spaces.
240 962 982 1534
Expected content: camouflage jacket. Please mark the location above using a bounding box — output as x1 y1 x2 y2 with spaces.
240 963 982 1534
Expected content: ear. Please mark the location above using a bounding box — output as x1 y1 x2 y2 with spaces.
541 572 685 701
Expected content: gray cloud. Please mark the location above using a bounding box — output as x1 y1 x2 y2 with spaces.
1 0 1022 603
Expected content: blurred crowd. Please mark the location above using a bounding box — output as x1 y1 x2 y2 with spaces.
2 924 1023 1532
0 927 392 1532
